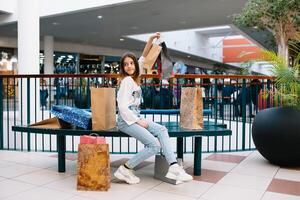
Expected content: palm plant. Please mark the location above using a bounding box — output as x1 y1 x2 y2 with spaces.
260 33 300 109
251 33 300 167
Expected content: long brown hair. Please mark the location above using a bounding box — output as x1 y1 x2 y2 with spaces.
119 52 141 85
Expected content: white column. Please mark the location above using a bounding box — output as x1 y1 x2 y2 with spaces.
44 35 54 74
18 0 39 74
17 0 40 131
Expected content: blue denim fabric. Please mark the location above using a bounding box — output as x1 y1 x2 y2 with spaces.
117 118 177 168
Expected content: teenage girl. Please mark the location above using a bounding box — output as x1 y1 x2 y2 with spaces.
114 32 193 184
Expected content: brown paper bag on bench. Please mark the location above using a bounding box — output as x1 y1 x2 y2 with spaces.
30 117 61 129
91 87 116 130
77 143 110 191
180 87 203 129
30 117 72 129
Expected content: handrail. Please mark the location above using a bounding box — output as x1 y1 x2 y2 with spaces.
0 73 159 79
0 73 274 80
173 74 274 80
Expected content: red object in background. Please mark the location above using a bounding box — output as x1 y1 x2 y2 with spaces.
258 90 274 110
80 135 106 144
223 38 263 63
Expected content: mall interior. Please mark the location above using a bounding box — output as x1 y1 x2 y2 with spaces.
0 0 299 200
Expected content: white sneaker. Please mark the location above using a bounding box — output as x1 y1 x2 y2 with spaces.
165 164 193 182
114 165 140 184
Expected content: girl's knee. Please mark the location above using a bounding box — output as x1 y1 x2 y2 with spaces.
150 145 161 154
157 126 169 136
147 139 161 154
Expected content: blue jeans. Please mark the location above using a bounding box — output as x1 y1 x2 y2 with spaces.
118 118 177 169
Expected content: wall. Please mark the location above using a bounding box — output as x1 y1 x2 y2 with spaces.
128 29 211 60
208 36 223 62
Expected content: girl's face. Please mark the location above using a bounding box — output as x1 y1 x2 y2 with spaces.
123 57 136 75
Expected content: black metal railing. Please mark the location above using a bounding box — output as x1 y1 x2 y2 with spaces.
0 74 275 154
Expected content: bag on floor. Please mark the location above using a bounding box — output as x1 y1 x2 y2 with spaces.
80 134 106 144
180 87 203 129
154 155 183 185
91 87 116 130
77 135 110 191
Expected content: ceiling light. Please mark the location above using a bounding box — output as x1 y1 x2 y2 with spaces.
52 22 60 26
131 26 139 30
120 38 125 41
179 21 187 25
97 15 103 19
187 55 191 58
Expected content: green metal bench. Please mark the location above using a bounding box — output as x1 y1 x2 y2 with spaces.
12 120 231 176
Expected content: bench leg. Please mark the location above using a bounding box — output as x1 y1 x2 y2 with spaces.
194 137 202 176
57 135 66 173
176 137 183 160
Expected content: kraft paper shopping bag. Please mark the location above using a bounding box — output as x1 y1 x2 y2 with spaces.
91 87 116 130
77 143 110 191
180 87 203 129
143 43 162 74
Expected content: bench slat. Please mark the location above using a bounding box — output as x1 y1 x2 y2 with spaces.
12 121 231 137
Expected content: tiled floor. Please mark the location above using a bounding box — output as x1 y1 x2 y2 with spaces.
0 150 300 200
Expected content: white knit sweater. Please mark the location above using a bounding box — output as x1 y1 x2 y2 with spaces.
117 56 145 125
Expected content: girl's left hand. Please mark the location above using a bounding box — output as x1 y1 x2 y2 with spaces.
137 119 149 129
149 32 160 41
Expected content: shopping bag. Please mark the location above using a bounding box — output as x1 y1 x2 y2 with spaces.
180 87 203 129
143 43 162 74
154 155 183 185
80 134 106 144
51 105 92 129
30 117 72 129
30 117 62 129
91 87 116 130
160 42 173 79
77 143 110 191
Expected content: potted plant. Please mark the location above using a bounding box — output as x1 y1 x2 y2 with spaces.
233 0 300 65
252 34 300 166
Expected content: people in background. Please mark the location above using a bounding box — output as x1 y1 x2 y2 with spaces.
40 79 49 108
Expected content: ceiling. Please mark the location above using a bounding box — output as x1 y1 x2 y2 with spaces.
0 0 248 65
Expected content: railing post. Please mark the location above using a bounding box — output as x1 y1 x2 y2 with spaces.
0 78 3 149
214 79 218 124
55 78 59 105
27 78 31 151
86 78 91 108
214 79 218 151
241 79 246 150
